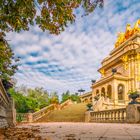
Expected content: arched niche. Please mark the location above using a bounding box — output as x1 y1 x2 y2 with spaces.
118 84 125 100
107 85 112 99
96 89 99 95
101 87 105 97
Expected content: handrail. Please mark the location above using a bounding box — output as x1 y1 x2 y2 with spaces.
32 104 55 121
89 108 126 123
59 99 73 109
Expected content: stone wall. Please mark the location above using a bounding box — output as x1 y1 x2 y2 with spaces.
0 98 16 128
0 103 8 128
0 117 8 128
0 79 16 128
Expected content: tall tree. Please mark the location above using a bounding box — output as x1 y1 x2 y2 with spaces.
0 33 19 86
61 90 70 103
0 0 103 35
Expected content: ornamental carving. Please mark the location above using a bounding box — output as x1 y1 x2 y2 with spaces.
115 19 140 48
99 69 105 77
136 54 140 81
121 55 128 70
136 53 140 60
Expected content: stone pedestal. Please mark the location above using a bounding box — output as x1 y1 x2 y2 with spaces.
27 113 33 123
85 111 91 122
126 104 140 123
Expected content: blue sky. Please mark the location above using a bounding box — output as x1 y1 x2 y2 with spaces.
6 0 140 94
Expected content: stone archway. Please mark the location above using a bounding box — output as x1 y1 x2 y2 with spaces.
96 89 99 95
101 87 105 97
84 98 88 103
107 85 112 99
89 97 92 103
118 84 125 100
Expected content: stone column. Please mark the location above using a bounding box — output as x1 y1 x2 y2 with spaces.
6 97 16 127
85 111 92 122
131 56 135 91
136 54 140 91
113 79 118 107
126 104 140 123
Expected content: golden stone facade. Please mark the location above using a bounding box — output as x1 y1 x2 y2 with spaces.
91 19 140 110
79 91 92 103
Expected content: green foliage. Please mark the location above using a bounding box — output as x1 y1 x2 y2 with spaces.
27 87 49 109
61 90 81 103
50 92 59 104
70 94 81 103
9 88 32 113
61 90 71 103
16 114 24 122
86 103 92 108
86 103 93 111
0 34 19 81
0 0 103 34
9 87 50 113
128 90 139 95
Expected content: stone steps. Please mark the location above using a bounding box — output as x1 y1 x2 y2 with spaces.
37 103 87 122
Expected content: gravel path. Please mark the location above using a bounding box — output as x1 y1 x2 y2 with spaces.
1 123 140 140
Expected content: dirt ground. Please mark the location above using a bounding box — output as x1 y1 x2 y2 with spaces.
0 123 140 140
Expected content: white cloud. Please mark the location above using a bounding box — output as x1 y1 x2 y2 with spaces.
6 0 140 95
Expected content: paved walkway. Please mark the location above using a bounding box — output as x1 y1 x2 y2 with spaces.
16 123 140 140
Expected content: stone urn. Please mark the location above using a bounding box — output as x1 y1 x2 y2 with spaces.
129 91 140 104
86 103 93 111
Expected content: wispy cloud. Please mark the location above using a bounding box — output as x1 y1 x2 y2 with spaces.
6 0 140 94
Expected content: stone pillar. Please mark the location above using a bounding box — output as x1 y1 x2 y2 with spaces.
113 79 118 106
136 54 140 91
27 113 33 123
85 111 91 122
6 97 16 127
0 106 8 128
131 56 135 91
126 104 140 123
128 58 131 91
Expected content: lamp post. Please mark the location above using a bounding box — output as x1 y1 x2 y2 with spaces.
78 89 85 95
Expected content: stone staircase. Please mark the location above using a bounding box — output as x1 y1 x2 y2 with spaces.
37 103 87 122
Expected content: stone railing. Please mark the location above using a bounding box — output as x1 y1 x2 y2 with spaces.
85 104 140 123
32 104 55 122
16 104 55 123
59 99 73 110
89 108 126 123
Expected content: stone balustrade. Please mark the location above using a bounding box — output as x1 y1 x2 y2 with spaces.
90 108 126 123
32 104 55 122
85 104 140 123
16 104 55 123
59 99 73 110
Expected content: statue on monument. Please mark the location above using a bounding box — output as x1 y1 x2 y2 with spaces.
115 19 140 48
